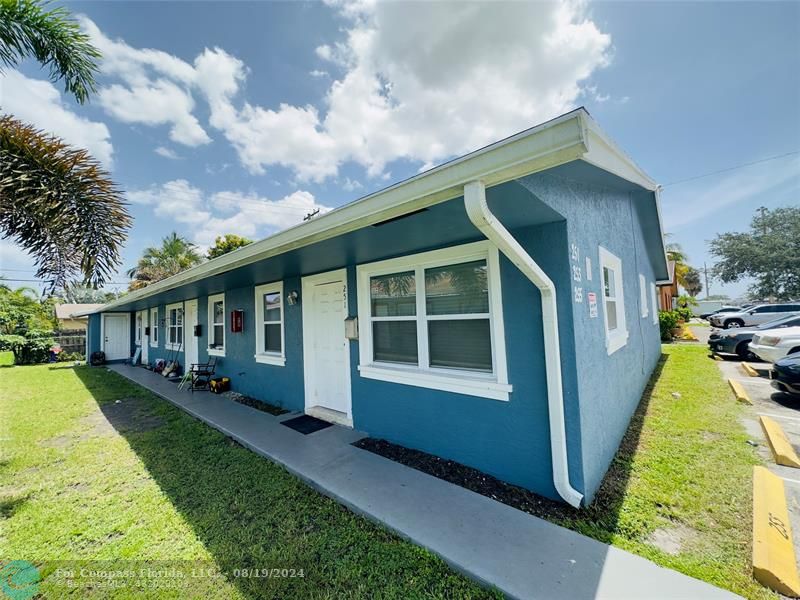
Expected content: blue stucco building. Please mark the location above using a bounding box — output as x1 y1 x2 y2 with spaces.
84 109 669 507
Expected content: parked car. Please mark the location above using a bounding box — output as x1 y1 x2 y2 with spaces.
702 305 740 320
708 303 800 329
749 326 800 363
771 352 800 396
708 314 800 360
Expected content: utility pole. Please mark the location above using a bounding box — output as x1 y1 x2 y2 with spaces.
703 262 710 299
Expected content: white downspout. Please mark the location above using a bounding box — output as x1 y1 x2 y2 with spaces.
464 180 583 508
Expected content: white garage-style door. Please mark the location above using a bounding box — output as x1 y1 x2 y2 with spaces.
102 313 130 361
302 269 352 425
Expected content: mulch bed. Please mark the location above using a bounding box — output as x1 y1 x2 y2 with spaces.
226 392 288 416
353 437 576 521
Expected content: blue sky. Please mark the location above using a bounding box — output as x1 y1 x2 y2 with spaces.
1 0 798 300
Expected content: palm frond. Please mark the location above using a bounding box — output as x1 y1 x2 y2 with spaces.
0 114 131 290
0 0 100 104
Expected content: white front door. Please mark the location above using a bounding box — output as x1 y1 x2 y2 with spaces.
184 299 199 367
302 269 351 422
139 310 149 364
102 313 130 361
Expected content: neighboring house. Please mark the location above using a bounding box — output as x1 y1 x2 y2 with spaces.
55 304 104 330
84 108 669 507
657 260 678 311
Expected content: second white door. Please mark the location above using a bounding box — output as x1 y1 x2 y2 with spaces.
302 270 351 421
184 299 199 367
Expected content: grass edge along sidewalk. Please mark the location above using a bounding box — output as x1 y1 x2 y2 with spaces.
553 344 770 599
1 344 772 598
0 364 499 599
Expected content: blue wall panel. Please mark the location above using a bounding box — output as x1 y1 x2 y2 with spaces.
85 172 664 503
519 173 662 502
350 221 575 499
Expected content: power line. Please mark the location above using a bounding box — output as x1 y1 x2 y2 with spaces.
0 277 131 285
661 150 800 188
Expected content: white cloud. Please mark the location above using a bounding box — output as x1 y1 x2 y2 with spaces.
341 177 363 192
80 16 212 147
79 2 611 181
155 146 181 159
126 180 331 247
203 0 612 180
99 81 210 146
0 70 114 166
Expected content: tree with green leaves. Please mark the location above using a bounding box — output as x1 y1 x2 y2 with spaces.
682 266 703 297
207 234 254 260
56 281 120 303
0 0 131 290
710 206 800 301
665 242 693 289
127 233 204 290
0 281 58 363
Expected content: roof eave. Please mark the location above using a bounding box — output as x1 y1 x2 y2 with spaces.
91 108 659 314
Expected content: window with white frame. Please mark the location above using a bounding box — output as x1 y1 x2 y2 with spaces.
357 241 510 401
639 274 649 318
254 282 284 365
599 247 628 355
166 303 184 350
650 282 658 325
150 307 159 347
207 293 225 356
135 312 143 346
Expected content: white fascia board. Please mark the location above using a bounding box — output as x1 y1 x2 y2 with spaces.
92 108 656 314
578 112 658 191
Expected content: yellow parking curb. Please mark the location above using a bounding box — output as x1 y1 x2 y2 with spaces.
713 354 724 361
742 362 760 377
760 416 800 468
729 379 752 404
753 466 800 597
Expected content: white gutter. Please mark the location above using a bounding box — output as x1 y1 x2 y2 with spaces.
464 180 583 508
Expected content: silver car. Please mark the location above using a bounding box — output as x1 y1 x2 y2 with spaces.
709 303 800 329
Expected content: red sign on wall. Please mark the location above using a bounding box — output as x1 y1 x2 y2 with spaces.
231 309 244 333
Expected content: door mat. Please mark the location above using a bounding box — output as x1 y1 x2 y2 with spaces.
281 415 333 435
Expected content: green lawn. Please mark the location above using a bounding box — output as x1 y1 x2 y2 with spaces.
0 364 497 599
0 350 13 366
556 344 770 599
0 347 771 598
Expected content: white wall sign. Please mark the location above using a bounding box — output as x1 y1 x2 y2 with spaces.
588 292 598 318
585 256 592 281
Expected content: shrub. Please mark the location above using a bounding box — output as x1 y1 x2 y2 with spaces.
0 331 55 364
659 310 681 341
57 351 85 362
675 307 694 323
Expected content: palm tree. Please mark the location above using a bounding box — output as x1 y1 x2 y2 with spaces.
665 241 691 290
1 1 130 291
0 0 100 103
127 233 204 290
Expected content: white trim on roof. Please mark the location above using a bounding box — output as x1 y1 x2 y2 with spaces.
88 108 660 314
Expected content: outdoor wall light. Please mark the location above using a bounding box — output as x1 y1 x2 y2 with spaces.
287 290 299 306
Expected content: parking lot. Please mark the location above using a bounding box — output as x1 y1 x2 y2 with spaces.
710 343 800 574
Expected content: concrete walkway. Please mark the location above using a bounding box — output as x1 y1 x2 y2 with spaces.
108 364 737 599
